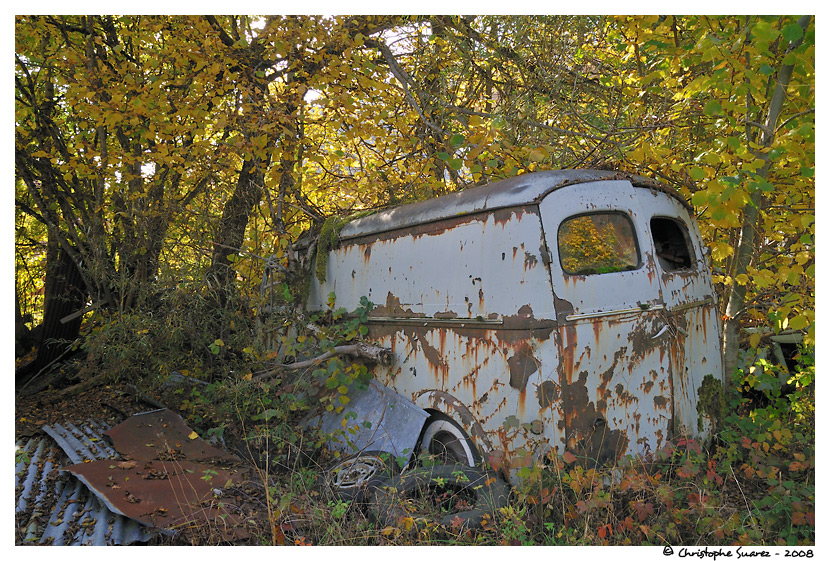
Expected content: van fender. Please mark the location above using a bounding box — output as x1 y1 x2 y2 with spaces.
411 389 494 455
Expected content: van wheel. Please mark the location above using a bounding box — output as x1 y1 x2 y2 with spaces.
327 451 397 501
369 463 510 530
418 412 481 467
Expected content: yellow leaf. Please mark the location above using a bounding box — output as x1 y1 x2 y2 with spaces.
789 315 808 330
528 148 547 162
711 243 734 261
188 431 199 440
749 332 761 348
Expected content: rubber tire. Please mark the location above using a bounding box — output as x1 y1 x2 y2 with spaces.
418 412 481 467
369 463 510 530
327 451 398 502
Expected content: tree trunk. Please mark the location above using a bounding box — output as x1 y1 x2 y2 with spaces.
208 157 267 301
721 15 812 384
16 232 87 387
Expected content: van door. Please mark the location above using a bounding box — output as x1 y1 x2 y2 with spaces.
539 180 673 464
636 189 724 438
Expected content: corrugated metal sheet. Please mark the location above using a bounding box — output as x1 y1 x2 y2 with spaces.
15 425 155 546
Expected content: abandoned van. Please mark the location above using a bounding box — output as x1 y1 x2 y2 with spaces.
307 169 723 482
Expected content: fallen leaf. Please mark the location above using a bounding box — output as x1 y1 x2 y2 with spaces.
188 431 199 440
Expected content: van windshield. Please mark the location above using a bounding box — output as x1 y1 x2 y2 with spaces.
557 213 639 275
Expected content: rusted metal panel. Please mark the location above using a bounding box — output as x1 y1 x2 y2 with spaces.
61 409 250 541
539 180 678 463
102 408 240 463
15 430 154 545
307 170 723 483
365 322 564 474
63 458 245 536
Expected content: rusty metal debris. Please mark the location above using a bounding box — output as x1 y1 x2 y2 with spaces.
15 425 154 545
60 409 251 542
17 409 255 545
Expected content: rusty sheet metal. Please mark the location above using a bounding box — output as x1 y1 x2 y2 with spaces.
540 180 720 464
307 379 429 458
60 409 251 542
15 432 154 545
63 458 244 536
102 408 239 463
369 320 562 475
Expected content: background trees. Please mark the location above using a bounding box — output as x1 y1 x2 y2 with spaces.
15 15 814 386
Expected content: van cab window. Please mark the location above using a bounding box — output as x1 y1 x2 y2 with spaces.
650 217 695 271
557 213 639 275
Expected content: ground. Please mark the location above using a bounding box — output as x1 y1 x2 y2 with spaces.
15 381 158 440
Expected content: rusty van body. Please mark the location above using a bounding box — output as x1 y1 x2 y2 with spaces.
307 169 724 481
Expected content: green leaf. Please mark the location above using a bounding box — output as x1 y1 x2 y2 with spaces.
703 100 722 116
751 180 775 193
503 415 520 429
449 133 465 147
689 166 706 181
759 64 776 76
782 22 804 43
257 409 281 421
691 190 709 206
712 207 728 221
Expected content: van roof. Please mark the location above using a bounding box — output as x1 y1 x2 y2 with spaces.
339 169 691 241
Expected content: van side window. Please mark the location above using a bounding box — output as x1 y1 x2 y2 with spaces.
651 217 695 271
557 213 639 275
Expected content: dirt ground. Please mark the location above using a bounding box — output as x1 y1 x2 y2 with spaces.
15 380 164 440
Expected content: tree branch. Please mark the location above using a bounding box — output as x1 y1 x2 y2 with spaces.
367 37 445 137
256 341 393 379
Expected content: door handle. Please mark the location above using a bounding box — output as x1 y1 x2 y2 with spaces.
651 323 688 339
652 325 671 339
